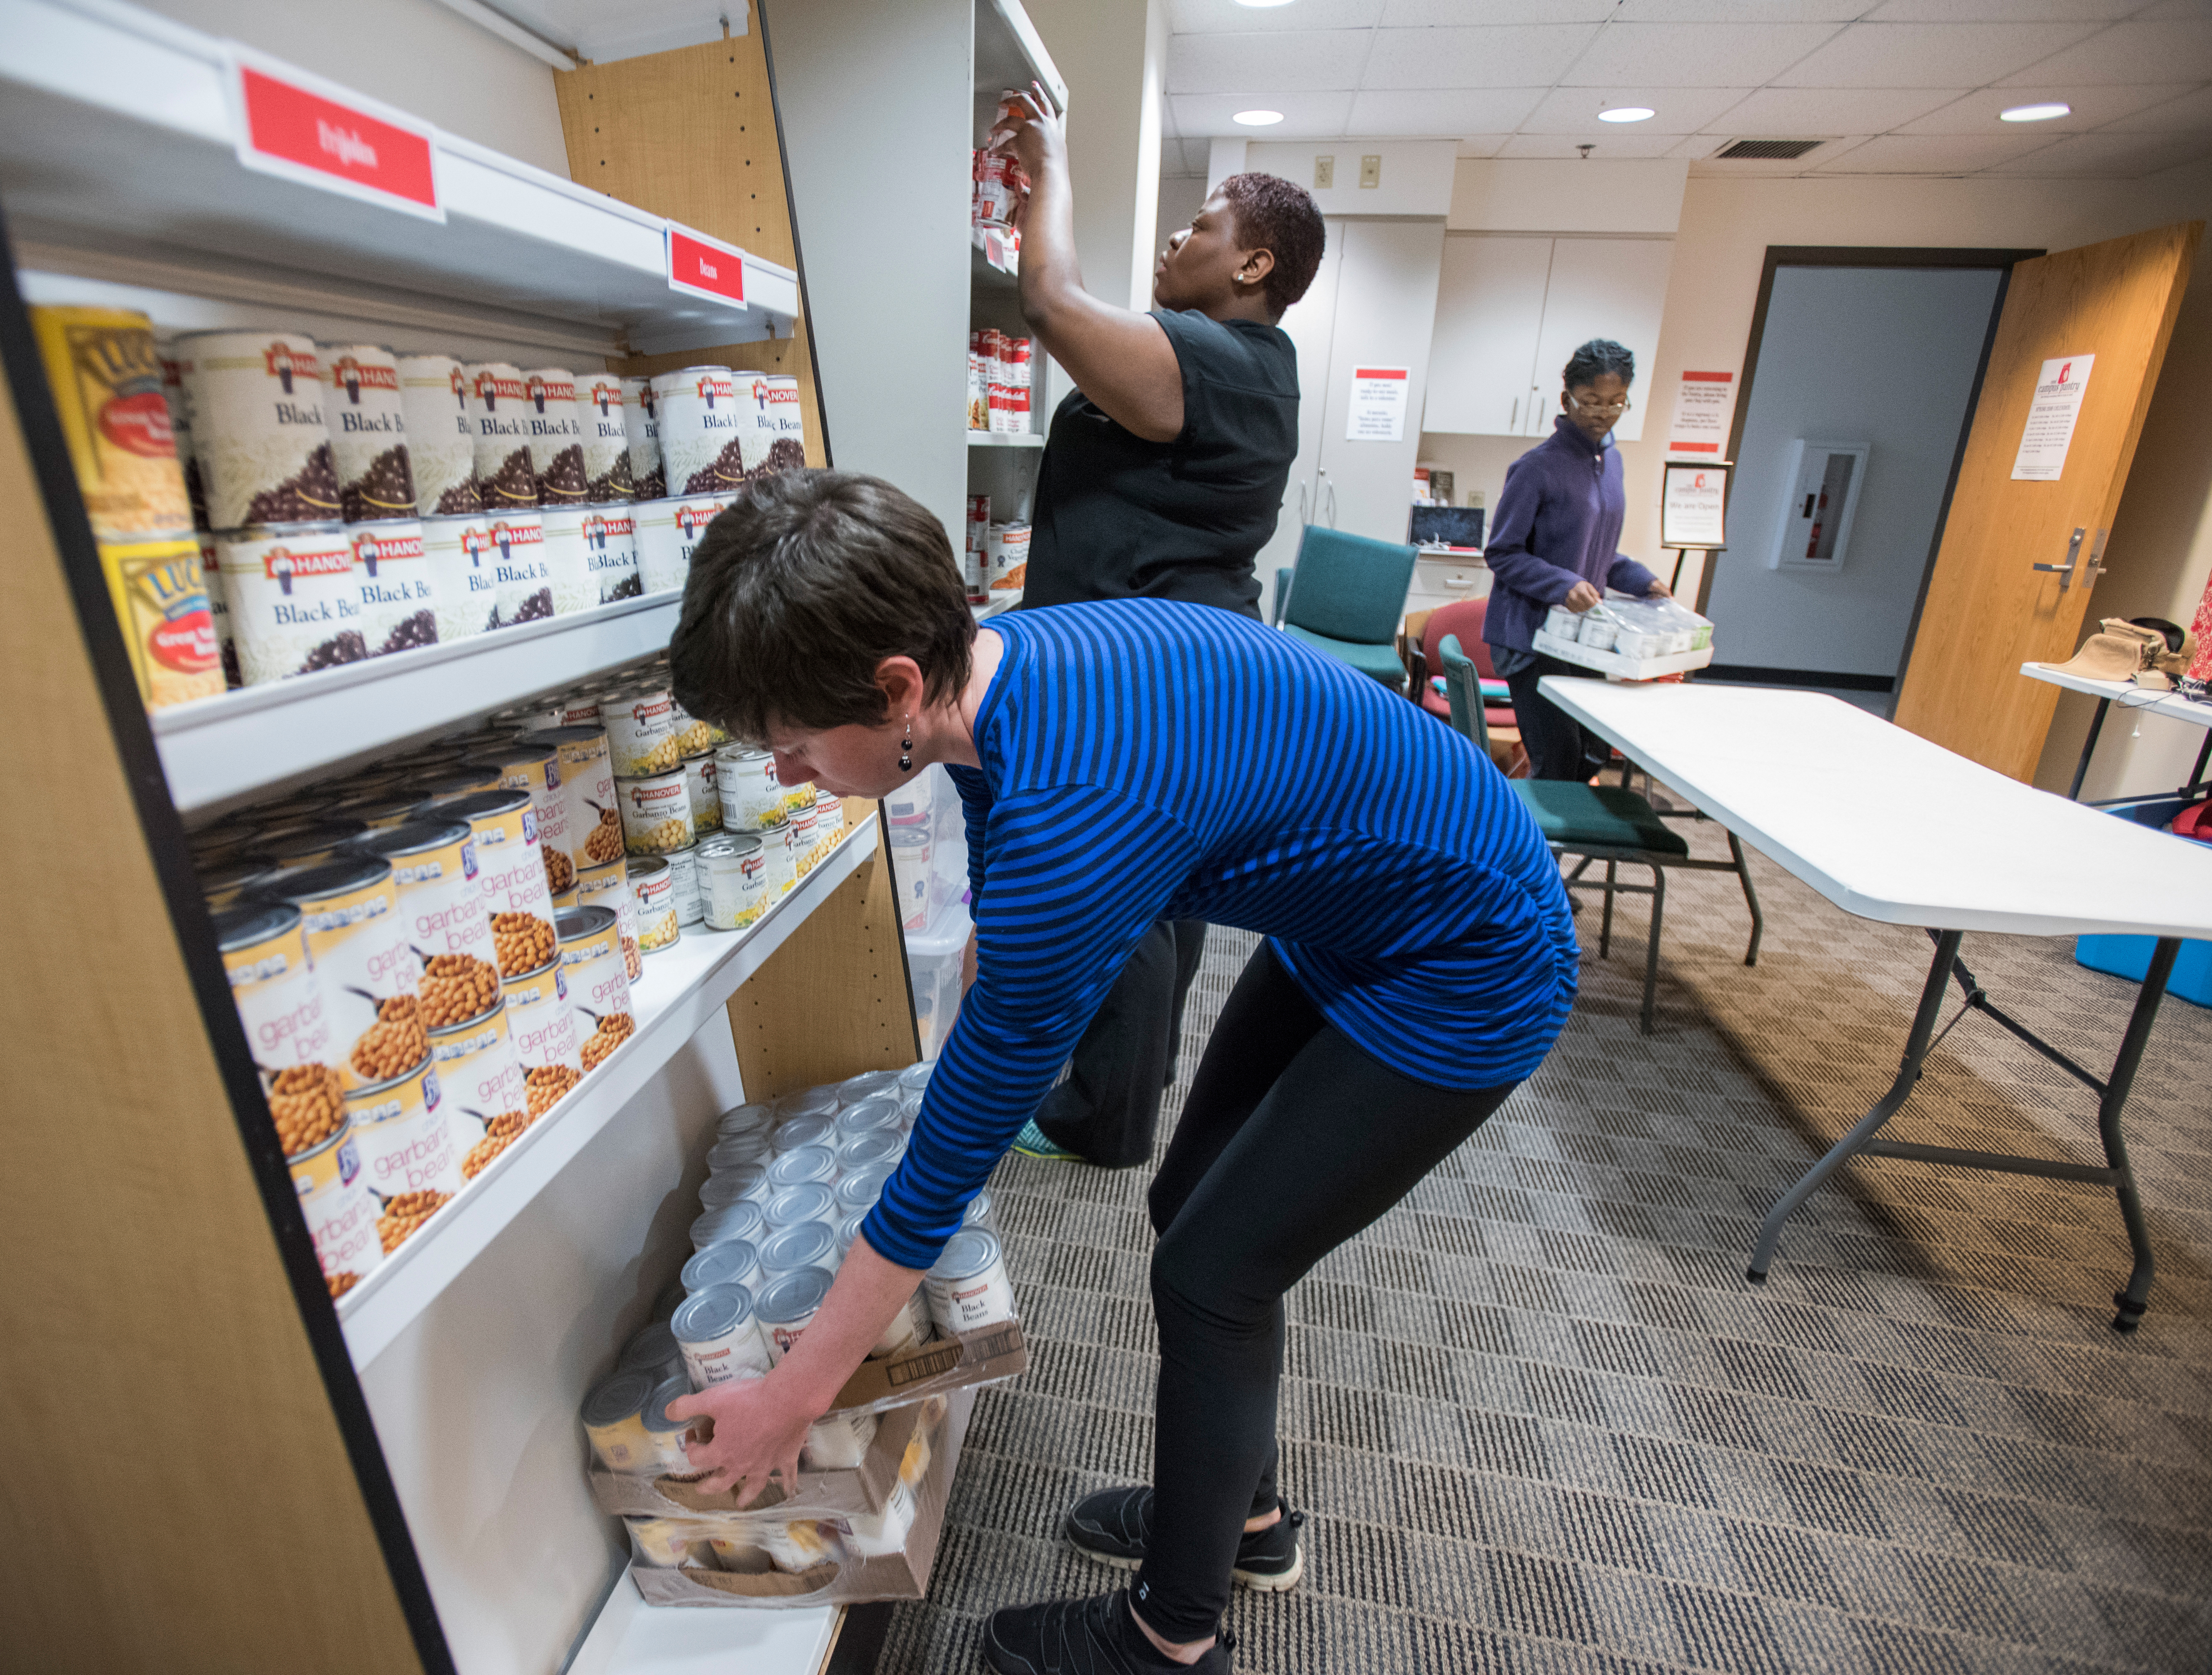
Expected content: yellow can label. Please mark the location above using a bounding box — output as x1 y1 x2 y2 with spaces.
29 305 193 538
96 535 224 710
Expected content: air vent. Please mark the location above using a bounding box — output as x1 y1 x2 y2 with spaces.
1715 138 1825 160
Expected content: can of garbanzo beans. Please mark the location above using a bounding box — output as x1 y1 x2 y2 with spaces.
629 855 680 954
331 793 421 831
615 769 693 856
291 1123 382 1299
575 855 641 980
345 1053 457 1204
216 903 341 1147
434 789 559 988
344 819 500 1029
202 855 279 912
603 684 681 778
430 1003 526 1145
462 739 574 896
519 726 623 878
557 904 635 1072
253 856 421 1092
681 751 721 832
502 952 584 1120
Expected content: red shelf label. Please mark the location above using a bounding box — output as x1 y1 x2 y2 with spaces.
668 229 749 308
227 50 443 222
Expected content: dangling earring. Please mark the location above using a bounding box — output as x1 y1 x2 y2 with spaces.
899 714 913 774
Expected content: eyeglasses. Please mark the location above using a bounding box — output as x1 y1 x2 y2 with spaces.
1567 392 1632 416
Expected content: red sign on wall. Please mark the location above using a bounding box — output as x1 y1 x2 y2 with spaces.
668 229 750 309
226 48 444 222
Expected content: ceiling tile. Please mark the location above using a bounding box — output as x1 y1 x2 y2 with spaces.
1996 19 2212 84
1520 85 1753 133
1168 91 1356 137
1896 82 2198 131
1360 24 1603 88
1346 87 1548 133
1773 21 2104 85
1864 0 2142 18
1704 85 1966 133
1808 131 2065 169
1167 0 1386 32
1614 0 1874 18
1380 0 1615 23
2102 83 2212 131
1166 30 1373 94
2131 0 2212 17
1454 134 1514 156
1496 131 1692 157
1978 129 2212 172
1561 23 1846 86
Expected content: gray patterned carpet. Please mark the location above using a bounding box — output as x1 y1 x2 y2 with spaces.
879 813 2212 1674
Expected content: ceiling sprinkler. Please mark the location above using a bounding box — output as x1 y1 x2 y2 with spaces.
1577 143 1596 159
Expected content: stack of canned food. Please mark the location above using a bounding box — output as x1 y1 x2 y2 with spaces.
191 656 861 1298
579 1061 1012 1577
26 302 820 715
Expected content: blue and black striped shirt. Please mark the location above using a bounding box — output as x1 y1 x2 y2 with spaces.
864 600 1577 1270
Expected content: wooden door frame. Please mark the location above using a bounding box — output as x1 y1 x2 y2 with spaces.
1700 245 2044 655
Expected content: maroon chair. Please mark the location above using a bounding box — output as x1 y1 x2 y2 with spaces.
1415 598 1520 752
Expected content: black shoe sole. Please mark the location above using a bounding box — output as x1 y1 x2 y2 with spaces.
1067 1538 1305 1592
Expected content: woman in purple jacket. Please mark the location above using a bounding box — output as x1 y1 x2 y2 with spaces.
1481 339 1673 781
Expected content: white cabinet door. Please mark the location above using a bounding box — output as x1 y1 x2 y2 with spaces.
1314 218 1448 546
1253 216 1346 617
1422 234 1554 438
1524 236 1677 443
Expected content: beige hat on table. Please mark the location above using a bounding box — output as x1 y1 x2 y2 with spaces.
2039 618 2197 685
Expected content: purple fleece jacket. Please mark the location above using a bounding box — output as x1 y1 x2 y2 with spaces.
1481 416 1658 656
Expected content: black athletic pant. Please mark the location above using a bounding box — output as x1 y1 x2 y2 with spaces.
1032 918 1208 1169
1130 942 1517 1643
1505 654 1611 782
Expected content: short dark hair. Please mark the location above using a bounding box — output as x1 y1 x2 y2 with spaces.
1564 338 1635 390
668 470 973 746
1216 172 1326 315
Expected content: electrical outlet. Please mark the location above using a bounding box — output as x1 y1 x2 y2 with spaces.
1313 155 1334 190
1359 154 1381 189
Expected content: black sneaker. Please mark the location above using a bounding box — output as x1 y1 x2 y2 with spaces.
983 1588 1233 1674
1065 1486 1306 1591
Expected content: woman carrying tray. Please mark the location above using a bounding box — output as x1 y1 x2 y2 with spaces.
668 470 1578 1675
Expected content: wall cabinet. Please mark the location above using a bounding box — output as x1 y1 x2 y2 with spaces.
1423 234 1674 443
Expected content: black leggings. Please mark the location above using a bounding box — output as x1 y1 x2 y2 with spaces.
1130 942 1517 1642
1505 654 1611 782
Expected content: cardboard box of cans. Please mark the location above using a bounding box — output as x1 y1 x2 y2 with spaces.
626 1393 968 1609
589 1396 925 1523
26 302 819 712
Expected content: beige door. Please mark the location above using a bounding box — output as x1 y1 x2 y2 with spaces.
1893 222 2200 780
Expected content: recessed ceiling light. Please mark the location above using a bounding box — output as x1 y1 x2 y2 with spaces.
2000 102 2071 122
1233 109 1285 126
1599 106 1656 124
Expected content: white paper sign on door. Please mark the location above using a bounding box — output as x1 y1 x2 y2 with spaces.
2011 354 2094 482
1667 370 1735 455
1345 366 1409 442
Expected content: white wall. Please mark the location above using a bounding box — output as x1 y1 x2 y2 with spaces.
1155 174 1208 263
1024 0 1169 312
130 0 572 176
1706 263 2006 681
1420 157 2212 798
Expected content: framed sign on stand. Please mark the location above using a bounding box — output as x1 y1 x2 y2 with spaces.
1660 459 1731 596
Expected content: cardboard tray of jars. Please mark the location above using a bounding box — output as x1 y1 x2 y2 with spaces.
1530 627 1713 682
337 816 880 1369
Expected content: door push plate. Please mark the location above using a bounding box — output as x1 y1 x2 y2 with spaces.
2032 527 2088 591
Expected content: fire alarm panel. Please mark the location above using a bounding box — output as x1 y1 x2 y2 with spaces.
1768 439 1868 572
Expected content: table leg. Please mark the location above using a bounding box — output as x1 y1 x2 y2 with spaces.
2066 697 2112 802
2104 937 2177 1332
1747 930 1963 1284
2186 732 2211 798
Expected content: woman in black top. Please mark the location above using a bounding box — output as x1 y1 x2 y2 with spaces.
990 89 1326 1170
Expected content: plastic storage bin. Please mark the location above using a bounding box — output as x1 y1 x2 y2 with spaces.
2071 795 2211 1008
905 897 971 1060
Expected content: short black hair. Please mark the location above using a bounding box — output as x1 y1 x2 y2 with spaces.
1216 172 1327 315
668 470 973 746
1564 338 1635 390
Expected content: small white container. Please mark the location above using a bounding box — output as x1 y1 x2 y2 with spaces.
756 1265 835 1364
581 504 643 604
620 375 663 498
925 1228 1016 1336
482 511 550 628
672 1282 772 1388
759 1218 839 1278
765 1182 840 1232
773 1112 836 1152
1542 605 1583 643
766 1144 836 1191
1579 616 1619 653
682 1238 763 1298
689 1199 766 1254
419 512 497 641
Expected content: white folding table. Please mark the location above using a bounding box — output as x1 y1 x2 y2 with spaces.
1539 677 2212 1330
2017 661 2212 801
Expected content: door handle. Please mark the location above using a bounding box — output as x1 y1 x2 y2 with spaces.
2032 527 2089 591
1323 478 1338 527
1509 396 1518 431
1297 481 1309 526
2083 527 2110 592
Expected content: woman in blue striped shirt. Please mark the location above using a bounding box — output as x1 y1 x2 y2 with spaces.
669 472 1577 1674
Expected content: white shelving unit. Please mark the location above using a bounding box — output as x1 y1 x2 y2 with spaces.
0 0 799 355
156 592 681 817
570 1574 840 1675
341 819 878 1368
967 431 1044 449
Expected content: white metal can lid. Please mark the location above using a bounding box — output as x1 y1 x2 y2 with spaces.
671 1281 756 1343
931 1227 1004 1282
681 1239 760 1294
581 1368 657 1428
760 1219 837 1275
756 1265 834 1325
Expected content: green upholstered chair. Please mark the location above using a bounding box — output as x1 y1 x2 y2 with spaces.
1438 636 1765 1033
1272 526 1418 692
